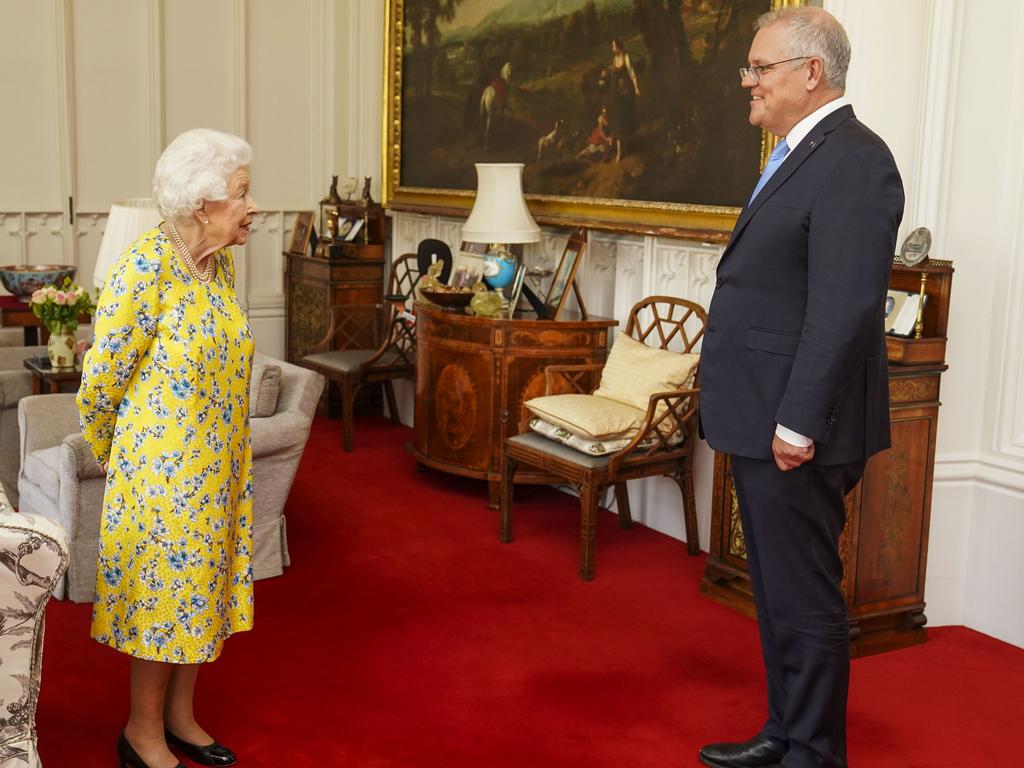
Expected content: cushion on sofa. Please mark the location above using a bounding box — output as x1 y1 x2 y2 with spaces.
250 364 282 418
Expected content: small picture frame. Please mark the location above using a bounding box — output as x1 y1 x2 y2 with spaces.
885 289 924 337
341 176 359 200
450 241 487 288
343 218 365 242
544 227 587 320
288 212 315 255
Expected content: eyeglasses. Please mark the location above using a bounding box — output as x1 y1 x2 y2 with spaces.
739 56 809 84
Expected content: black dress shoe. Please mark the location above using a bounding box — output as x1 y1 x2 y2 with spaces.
698 734 788 768
165 729 237 767
117 732 185 768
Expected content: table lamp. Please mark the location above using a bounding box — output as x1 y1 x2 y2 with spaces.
94 199 161 292
462 163 548 315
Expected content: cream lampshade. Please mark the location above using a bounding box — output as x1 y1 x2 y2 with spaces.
94 198 161 292
462 163 540 244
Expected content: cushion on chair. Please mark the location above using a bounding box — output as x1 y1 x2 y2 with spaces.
528 417 661 456
22 447 61 502
594 332 699 411
302 349 402 374
249 364 282 418
525 393 646 440
507 431 612 469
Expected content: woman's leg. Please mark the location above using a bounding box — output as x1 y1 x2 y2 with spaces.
123 658 179 768
164 664 215 745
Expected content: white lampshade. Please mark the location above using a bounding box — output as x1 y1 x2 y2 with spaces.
94 198 161 291
462 163 540 244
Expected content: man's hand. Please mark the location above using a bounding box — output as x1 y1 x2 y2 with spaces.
772 433 814 472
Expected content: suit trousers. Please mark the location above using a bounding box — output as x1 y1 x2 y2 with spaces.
730 455 866 768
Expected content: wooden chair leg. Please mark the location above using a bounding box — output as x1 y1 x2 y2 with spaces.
341 378 356 452
499 454 519 543
613 481 632 529
676 467 700 556
383 380 401 424
579 479 599 581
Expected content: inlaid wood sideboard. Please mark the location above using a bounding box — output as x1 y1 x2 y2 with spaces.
412 304 618 506
702 260 954 657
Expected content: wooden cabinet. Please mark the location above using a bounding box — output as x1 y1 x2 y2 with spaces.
702 260 954 657
284 252 384 363
412 304 617 506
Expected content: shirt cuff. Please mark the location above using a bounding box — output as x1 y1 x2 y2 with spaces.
775 423 813 448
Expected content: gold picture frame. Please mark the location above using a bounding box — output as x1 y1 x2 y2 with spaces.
382 0 803 239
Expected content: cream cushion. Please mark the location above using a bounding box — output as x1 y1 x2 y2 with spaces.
525 393 645 440
249 363 282 418
594 332 699 411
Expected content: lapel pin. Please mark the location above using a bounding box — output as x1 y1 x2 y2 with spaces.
809 140 816 148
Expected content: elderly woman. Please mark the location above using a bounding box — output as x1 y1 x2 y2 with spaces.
77 128 258 768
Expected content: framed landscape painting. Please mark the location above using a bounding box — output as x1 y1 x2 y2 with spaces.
383 0 804 237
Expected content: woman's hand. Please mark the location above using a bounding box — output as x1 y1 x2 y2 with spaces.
99 461 109 474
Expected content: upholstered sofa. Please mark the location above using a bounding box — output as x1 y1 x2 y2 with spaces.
0 484 69 767
0 346 47 506
17 353 324 602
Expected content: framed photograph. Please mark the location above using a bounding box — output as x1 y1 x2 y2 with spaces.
343 218 365 242
341 176 359 200
288 212 315 256
450 242 487 288
544 227 587 320
887 290 926 338
383 0 803 237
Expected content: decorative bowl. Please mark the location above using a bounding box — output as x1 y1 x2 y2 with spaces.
420 287 475 309
0 265 77 301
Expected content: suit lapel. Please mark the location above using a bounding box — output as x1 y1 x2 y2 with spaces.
722 105 856 259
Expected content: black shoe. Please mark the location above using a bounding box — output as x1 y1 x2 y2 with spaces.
117 732 185 768
698 734 787 768
165 729 237 767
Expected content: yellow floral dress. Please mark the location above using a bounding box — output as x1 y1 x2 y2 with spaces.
77 226 254 663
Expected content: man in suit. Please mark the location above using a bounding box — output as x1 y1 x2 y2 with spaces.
698 8 904 768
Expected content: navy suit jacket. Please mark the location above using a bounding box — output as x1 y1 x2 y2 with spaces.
700 105 905 465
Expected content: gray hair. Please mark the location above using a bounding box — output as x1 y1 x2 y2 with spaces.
152 128 253 222
755 7 850 91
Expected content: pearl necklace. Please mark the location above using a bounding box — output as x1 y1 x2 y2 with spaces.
167 221 213 283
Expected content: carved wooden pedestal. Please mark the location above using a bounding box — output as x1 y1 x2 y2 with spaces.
412 304 617 506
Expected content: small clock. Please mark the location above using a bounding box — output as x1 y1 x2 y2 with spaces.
898 227 932 267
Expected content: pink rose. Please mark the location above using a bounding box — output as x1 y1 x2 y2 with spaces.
30 289 46 304
54 291 68 304
44 286 57 299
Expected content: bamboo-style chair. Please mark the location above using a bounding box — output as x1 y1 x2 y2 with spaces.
302 253 419 451
500 296 707 580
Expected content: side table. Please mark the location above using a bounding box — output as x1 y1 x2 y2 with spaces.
23 357 83 395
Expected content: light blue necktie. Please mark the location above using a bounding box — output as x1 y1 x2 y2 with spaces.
749 139 790 204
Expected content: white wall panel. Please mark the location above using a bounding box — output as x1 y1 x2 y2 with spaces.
71 0 158 211
0 0 64 212
248 0 322 210
163 0 237 138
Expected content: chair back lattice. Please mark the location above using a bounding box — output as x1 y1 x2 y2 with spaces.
388 253 420 303
623 295 708 388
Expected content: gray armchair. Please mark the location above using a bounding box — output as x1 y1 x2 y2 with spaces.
0 346 46 506
17 353 324 602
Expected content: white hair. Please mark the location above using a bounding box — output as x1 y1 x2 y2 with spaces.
152 128 253 222
756 7 851 91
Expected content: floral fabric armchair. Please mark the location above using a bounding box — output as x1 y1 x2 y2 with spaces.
0 485 69 767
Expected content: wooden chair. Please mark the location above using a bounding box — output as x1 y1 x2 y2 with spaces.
302 254 418 451
500 296 707 580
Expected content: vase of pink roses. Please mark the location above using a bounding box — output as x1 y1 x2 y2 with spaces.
30 277 96 369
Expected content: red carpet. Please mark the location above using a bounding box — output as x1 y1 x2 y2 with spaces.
38 417 1024 766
